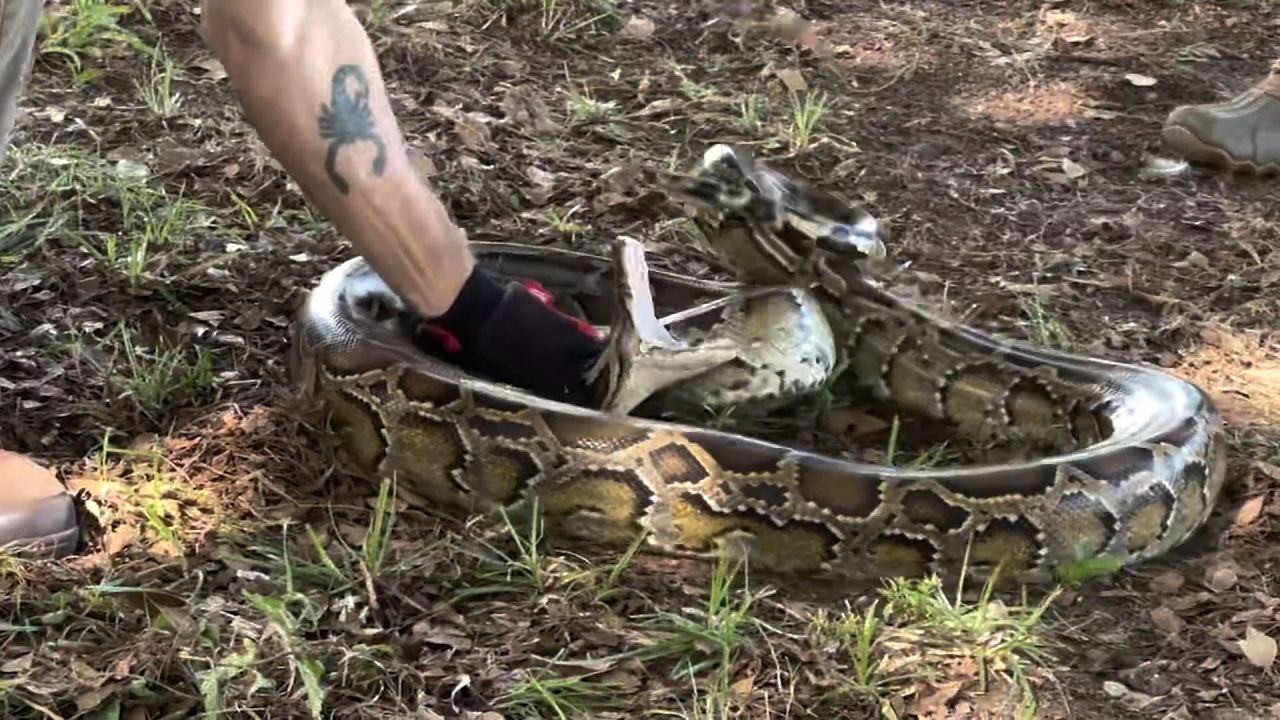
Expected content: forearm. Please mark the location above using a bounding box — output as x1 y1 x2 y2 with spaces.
200 0 472 316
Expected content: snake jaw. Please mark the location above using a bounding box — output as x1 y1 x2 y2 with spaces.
590 237 740 415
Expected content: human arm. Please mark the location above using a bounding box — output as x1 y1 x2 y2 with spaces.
199 0 471 316
199 0 603 404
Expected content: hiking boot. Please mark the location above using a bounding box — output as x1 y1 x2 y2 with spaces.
1161 71 1280 174
0 450 81 559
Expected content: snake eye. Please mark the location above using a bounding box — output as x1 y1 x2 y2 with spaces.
344 264 407 323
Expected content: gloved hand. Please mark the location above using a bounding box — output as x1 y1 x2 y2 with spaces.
421 266 604 406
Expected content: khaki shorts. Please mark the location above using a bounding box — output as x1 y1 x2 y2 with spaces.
0 0 40 163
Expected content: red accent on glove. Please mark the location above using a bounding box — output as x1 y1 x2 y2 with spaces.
520 280 601 341
420 323 464 354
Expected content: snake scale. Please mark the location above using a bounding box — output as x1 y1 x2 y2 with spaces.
289 144 1227 585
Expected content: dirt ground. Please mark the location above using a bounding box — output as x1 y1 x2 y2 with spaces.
2 1 1279 718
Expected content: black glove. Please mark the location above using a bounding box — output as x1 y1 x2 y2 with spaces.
428 266 604 406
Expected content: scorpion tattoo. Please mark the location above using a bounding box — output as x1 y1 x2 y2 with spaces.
318 65 388 195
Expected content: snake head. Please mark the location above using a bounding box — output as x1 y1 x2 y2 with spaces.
753 165 887 264
655 144 887 288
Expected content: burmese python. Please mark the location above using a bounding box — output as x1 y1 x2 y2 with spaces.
289 144 1227 584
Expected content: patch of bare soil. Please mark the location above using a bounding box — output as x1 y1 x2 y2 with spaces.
2 0 1278 718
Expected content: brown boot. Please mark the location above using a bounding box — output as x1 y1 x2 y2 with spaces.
0 450 81 559
1161 71 1280 174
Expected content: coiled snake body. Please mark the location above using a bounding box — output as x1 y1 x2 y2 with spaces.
290 145 1227 584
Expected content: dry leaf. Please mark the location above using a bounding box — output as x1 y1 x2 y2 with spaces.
0 654 32 673
775 67 808 92
103 525 139 556
1062 158 1089 179
409 150 438 183
502 86 558 134
1239 627 1277 668
636 98 681 117
1171 250 1211 270
524 165 557 205
1253 461 1280 481
190 55 228 81
730 674 755 698
822 408 890 436
1199 655 1223 670
1125 73 1158 87
452 115 492 151
76 686 116 712
622 15 655 38
908 681 962 717
1152 570 1185 594
1234 495 1266 528
1150 606 1184 635
1206 565 1238 592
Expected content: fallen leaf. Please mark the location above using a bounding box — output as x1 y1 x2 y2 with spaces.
1150 606 1184 635
1062 157 1089 179
636 97 681 117
1125 73 1158 87
1044 9 1077 25
501 86 558 134
76 686 116 712
1253 461 1280 481
907 681 962 716
524 165 557 205
1239 627 1277 668
412 621 473 651
1151 570 1185 594
0 654 33 673
622 15 655 38
409 149 438 183
1206 565 1238 592
452 114 492 151
1234 495 1266 528
1168 591 1216 611
1173 250 1211 270
822 408 889 436
113 158 150 181
190 55 228 81
1102 680 1127 697
774 67 808 92
103 525 139 556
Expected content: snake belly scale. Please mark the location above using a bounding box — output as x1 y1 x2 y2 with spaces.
290 145 1227 585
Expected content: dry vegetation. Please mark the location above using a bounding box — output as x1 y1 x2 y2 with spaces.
1 0 1278 718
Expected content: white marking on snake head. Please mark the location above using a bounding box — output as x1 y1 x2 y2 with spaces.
829 216 886 260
